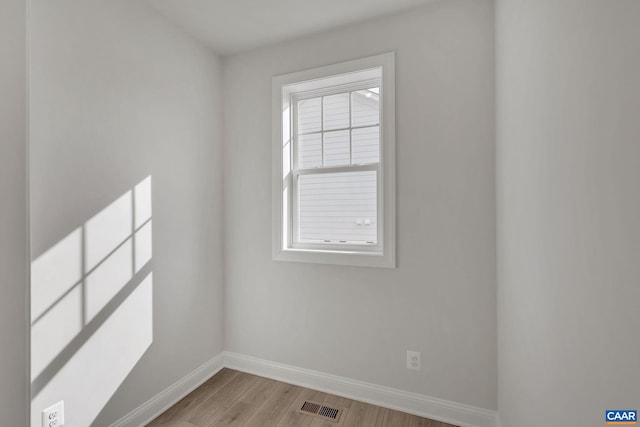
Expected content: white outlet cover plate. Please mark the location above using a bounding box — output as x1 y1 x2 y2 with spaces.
406 350 421 371
42 400 64 427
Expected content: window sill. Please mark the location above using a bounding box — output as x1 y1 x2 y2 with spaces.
273 247 395 268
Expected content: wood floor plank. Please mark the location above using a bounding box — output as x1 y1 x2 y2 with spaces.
308 414 346 427
208 371 260 404
147 369 458 427
241 381 302 427
204 401 254 427
147 369 239 426
185 373 260 426
340 400 379 427
238 376 277 407
185 397 228 427
374 407 414 427
190 369 241 403
383 409 442 427
411 414 443 426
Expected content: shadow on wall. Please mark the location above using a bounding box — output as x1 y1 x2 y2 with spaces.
31 176 154 427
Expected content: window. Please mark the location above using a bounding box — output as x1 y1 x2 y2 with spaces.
272 53 395 268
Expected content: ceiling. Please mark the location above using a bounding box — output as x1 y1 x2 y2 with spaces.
144 0 434 56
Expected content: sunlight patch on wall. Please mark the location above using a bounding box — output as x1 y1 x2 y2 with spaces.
32 273 153 427
134 176 152 228
31 176 154 427
135 221 152 273
31 228 82 323
31 285 83 379
86 238 133 322
85 191 133 272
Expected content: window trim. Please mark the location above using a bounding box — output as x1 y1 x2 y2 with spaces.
272 52 396 268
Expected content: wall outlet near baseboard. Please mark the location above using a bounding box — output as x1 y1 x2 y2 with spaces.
42 400 64 427
406 350 421 371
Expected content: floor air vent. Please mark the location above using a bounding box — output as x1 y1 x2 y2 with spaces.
298 400 343 422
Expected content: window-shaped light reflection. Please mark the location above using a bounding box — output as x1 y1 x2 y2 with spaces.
134 220 152 273
85 238 133 322
31 273 153 426
31 228 82 322
31 176 154 426
134 176 152 229
85 191 133 272
31 285 83 379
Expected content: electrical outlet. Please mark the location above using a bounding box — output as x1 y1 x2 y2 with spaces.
42 401 64 427
406 350 421 371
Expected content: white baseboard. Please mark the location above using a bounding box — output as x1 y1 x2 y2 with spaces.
110 351 496 427
109 353 225 427
224 352 496 427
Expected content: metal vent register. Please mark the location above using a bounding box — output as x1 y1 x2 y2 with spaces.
298 400 343 422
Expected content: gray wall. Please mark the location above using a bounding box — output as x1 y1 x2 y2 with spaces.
496 0 640 425
223 0 497 410
0 0 28 425
29 0 224 425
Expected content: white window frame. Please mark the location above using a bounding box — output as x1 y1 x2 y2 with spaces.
272 53 396 268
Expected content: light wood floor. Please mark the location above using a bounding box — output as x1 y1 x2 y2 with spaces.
148 369 458 427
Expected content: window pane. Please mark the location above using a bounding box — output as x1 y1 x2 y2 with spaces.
323 130 350 167
352 126 380 164
351 88 379 127
323 93 350 130
298 171 377 244
298 133 322 168
297 97 321 134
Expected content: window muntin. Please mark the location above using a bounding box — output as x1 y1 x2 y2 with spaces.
292 82 381 248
